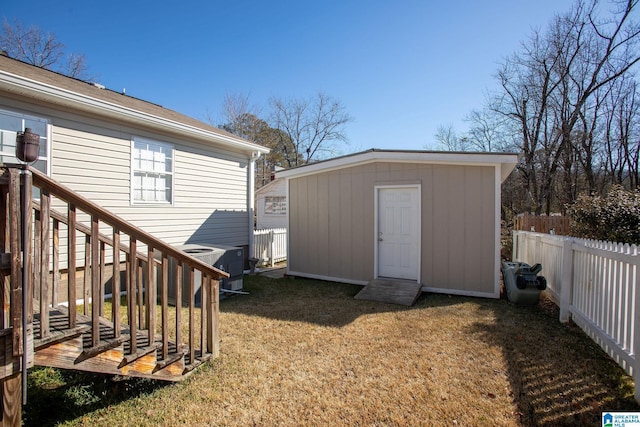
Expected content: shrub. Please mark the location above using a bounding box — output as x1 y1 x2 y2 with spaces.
568 185 640 245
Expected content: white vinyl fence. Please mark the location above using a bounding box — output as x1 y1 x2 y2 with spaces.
252 228 287 267
512 230 640 402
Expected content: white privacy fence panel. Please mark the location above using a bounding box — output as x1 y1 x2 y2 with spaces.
513 231 640 402
513 232 565 300
253 228 287 266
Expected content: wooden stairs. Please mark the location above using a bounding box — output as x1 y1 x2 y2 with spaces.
355 278 423 306
33 306 206 381
0 163 228 397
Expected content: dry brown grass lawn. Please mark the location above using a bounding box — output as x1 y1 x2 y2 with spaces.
26 274 638 426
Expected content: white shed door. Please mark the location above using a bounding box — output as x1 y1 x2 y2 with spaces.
377 187 420 280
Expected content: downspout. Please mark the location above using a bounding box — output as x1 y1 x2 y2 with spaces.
248 151 262 259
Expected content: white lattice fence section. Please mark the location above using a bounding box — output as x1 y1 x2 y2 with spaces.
253 228 287 266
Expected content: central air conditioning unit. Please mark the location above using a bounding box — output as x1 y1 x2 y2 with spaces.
160 243 244 307
209 244 245 292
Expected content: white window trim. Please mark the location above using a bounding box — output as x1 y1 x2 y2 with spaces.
0 108 51 175
130 137 175 205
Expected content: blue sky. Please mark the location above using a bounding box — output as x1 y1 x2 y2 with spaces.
3 0 571 153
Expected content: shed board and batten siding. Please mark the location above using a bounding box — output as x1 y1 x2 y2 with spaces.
286 161 499 297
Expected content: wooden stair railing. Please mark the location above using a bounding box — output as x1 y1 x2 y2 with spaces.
2 164 229 383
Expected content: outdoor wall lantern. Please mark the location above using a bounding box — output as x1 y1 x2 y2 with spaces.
16 127 40 163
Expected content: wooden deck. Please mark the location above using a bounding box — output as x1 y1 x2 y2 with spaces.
355 279 423 306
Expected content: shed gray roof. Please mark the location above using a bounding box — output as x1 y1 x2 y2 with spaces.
276 149 520 182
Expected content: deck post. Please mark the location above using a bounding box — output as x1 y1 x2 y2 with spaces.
160 254 168 360
18 169 27 394
200 274 207 354
188 268 195 364
20 167 33 404
128 239 137 354
210 278 219 357
112 229 120 337
67 204 76 327
146 246 155 346
5 167 23 424
1 372 22 426
39 190 50 339
175 261 182 347
8 169 21 359
91 215 100 347
0 173 8 329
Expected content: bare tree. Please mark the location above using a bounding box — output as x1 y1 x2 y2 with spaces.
63 52 90 80
217 92 295 188
554 0 640 203
433 124 470 151
269 92 352 167
464 108 512 152
603 77 640 189
219 92 265 141
492 24 567 214
0 19 91 79
431 110 513 153
571 83 611 194
490 0 640 213
618 82 640 189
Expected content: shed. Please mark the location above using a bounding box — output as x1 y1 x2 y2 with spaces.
277 149 519 298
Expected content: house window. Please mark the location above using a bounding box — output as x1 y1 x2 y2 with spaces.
131 138 174 204
264 196 286 215
0 109 50 174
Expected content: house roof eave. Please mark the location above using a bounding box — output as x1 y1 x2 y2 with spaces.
0 67 269 156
